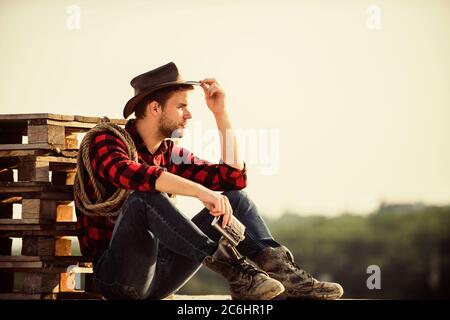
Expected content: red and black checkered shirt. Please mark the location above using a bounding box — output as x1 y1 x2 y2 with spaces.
75 119 247 261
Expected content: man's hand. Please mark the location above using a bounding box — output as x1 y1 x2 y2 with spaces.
200 78 226 116
197 186 233 227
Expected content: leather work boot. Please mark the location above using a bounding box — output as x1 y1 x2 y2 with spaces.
203 238 285 300
252 246 344 300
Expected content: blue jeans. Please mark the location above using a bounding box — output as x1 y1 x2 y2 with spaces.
93 190 279 300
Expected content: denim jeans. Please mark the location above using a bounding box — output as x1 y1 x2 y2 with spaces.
93 190 279 300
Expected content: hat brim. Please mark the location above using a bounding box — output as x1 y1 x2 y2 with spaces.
123 80 200 119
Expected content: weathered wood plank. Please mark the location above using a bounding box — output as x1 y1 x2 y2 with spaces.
0 149 77 158
55 237 72 256
0 256 92 272
24 192 73 201
0 218 41 224
18 160 50 182
0 238 13 292
0 220 76 237
0 113 75 122
56 291 103 300
0 143 56 151
27 124 65 147
56 204 74 221
0 113 126 124
0 166 14 293
22 273 60 294
22 199 57 220
0 229 77 237
22 236 55 256
0 196 21 204
65 134 79 150
36 156 77 163
0 255 91 263
0 181 73 193
0 292 57 300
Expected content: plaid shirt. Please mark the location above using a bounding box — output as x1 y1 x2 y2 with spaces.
75 119 247 261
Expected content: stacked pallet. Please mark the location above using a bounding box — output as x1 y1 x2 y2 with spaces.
0 114 126 299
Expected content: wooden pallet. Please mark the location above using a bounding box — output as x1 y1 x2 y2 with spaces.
0 113 125 299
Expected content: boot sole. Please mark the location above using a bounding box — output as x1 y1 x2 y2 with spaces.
232 283 285 300
281 289 344 300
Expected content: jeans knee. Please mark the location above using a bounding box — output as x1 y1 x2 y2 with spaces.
223 189 248 202
132 191 168 202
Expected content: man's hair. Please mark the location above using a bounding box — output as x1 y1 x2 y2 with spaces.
134 84 194 119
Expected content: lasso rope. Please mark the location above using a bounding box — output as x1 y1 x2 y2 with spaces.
74 118 138 217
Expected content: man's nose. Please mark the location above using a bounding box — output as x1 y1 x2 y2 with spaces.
184 109 192 119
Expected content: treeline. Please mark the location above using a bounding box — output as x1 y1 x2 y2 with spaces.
179 204 450 299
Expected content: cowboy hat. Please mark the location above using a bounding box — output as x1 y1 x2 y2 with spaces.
123 62 200 118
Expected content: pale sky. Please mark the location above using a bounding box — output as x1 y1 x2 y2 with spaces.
1 0 449 217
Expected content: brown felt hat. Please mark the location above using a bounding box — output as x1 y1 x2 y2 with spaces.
123 62 200 119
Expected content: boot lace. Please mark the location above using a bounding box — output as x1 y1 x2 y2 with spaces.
235 257 260 276
285 251 314 284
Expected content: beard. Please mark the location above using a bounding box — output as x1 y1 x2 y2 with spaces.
158 113 184 138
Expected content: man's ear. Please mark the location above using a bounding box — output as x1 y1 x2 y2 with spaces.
147 101 161 116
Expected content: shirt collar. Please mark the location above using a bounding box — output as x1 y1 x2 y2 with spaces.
125 119 170 155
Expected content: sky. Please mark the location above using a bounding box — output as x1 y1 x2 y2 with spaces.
1 0 449 217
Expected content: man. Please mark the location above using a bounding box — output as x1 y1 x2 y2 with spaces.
75 62 344 300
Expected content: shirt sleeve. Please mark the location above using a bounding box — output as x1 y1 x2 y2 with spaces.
168 145 247 191
90 132 166 191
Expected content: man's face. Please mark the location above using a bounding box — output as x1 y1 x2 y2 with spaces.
158 90 192 138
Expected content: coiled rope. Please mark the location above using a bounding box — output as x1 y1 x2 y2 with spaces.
74 118 138 217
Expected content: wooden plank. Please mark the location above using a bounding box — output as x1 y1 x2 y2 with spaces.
0 292 57 300
0 113 125 125
0 229 77 237
0 149 77 158
56 291 103 299
0 256 92 272
0 113 74 122
74 115 126 124
0 255 91 263
22 192 73 201
0 143 55 151
55 237 72 256
22 199 57 220
0 166 13 293
57 204 74 221
36 156 77 163
46 120 98 130
22 237 55 256
0 181 73 193
0 218 41 224
18 160 50 182
0 181 52 189
65 134 78 150
0 239 13 292
0 196 21 204
28 124 65 147
0 220 76 237
22 273 60 294
0 260 43 268
0 151 78 162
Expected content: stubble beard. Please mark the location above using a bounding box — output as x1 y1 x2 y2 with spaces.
158 113 184 139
